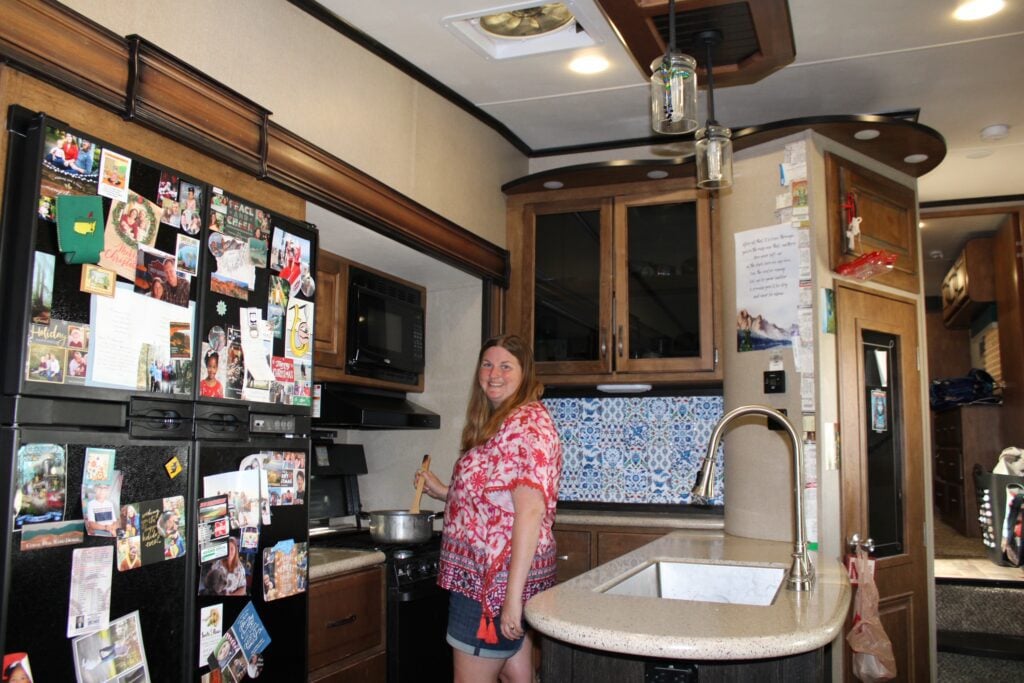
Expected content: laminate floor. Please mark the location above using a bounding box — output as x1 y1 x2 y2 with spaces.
933 558 1024 582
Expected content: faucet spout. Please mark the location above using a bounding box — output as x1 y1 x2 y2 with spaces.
691 404 815 591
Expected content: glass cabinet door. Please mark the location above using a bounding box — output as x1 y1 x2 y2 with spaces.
614 189 715 374
528 198 613 375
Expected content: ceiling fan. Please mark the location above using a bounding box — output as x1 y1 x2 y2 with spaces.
479 3 574 38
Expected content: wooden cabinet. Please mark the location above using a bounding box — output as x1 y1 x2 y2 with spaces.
941 237 995 328
542 636 825 682
308 565 386 682
313 251 425 392
507 181 720 386
932 405 1002 536
554 529 592 583
552 522 677 581
826 153 918 293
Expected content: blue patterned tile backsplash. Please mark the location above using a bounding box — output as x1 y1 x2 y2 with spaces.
544 395 725 506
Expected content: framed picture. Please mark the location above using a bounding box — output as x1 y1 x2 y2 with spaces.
80 263 116 297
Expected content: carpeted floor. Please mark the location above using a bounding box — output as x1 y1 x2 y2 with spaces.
933 515 988 559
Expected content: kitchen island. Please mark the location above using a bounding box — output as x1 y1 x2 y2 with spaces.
526 529 851 682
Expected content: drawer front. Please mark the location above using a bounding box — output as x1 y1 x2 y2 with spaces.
553 529 591 583
933 480 948 514
309 651 386 683
308 566 385 672
935 447 963 483
932 410 962 448
596 531 664 566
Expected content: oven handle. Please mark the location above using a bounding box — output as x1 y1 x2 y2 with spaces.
390 583 443 602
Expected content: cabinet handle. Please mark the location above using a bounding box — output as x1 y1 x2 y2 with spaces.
327 614 358 629
557 554 570 561
600 326 607 359
617 325 624 357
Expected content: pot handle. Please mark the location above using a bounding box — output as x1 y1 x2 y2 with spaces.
357 510 369 519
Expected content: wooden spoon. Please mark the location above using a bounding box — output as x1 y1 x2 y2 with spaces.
410 454 431 513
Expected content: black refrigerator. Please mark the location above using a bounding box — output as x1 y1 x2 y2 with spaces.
0 106 317 682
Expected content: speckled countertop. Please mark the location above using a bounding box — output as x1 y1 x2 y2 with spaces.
309 547 385 582
525 529 850 661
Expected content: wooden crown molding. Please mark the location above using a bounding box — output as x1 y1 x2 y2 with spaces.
0 0 508 285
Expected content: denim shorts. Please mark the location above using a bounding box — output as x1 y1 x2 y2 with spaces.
446 591 525 659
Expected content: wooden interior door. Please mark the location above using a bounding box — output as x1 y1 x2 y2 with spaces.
994 212 1024 446
837 283 929 681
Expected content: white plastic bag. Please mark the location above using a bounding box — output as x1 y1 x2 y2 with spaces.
846 547 897 681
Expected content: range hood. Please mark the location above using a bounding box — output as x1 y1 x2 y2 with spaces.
315 383 440 430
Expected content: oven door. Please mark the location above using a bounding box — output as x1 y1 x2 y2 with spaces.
388 579 451 683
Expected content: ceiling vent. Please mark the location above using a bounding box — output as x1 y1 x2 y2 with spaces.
443 1 601 60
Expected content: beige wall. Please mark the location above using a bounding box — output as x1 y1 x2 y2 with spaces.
61 0 527 247
342 280 482 517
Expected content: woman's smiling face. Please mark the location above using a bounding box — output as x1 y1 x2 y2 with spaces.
478 345 522 408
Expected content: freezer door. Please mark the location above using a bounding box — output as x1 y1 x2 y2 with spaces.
193 438 309 681
0 427 193 682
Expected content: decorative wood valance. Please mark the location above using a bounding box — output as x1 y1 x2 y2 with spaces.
0 0 508 285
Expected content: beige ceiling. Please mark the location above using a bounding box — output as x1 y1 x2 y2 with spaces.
314 0 1023 294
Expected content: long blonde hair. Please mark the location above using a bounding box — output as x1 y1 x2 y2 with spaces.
460 334 543 452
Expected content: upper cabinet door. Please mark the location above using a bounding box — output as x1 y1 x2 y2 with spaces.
826 153 919 293
527 198 614 376
614 189 716 375
507 181 720 386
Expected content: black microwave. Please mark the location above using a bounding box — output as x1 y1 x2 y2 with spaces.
346 267 425 385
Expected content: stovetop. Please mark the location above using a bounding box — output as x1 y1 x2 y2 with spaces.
311 528 442 589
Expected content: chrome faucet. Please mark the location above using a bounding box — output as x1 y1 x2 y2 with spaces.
691 404 815 591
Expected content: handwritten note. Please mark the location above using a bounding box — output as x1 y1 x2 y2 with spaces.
735 224 799 352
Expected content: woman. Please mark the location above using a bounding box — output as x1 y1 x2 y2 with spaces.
207 537 247 596
416 334 562 682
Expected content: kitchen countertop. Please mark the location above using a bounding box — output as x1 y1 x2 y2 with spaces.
525 529 851 661
309 546 385 582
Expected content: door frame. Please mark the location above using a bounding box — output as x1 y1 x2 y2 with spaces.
836 281 932 682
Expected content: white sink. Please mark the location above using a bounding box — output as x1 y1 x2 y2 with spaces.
601 560 786 606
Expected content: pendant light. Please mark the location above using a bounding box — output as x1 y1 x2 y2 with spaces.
695 30 733 189
650 0 698 135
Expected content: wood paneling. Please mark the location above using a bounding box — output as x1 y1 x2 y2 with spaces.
314 250 346 369
127 36 268 176
595 531 664 566
0 67 302 219
0 0 508 285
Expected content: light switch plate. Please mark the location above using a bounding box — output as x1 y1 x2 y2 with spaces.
764 370 786 394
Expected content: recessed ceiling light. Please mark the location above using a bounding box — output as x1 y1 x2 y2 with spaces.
543 180 564 189
980 123 1010 140
854 129 880 141
929 249 944 260
966 149 994 159
647 170 669 179
569 55 609 74
904 154 929 164
953 0 1005 20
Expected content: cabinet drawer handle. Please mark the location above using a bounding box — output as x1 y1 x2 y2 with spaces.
327 614 358 629
600 326 607 359
617 325 624 357
557 554 570 561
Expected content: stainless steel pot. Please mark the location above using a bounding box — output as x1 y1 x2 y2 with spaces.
361 509 439 544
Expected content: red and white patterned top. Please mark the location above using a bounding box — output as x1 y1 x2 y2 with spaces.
438 401 563 620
